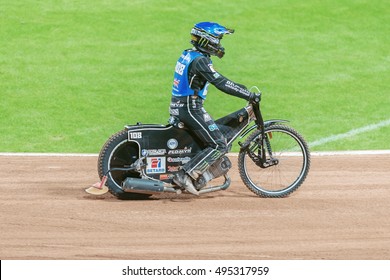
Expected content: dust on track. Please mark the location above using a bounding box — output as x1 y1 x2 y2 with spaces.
0 154 389 259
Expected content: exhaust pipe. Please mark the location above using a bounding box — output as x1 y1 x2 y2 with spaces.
122 177 181 195
199 174 231 194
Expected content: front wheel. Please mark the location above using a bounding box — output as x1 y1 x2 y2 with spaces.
238 124 310 197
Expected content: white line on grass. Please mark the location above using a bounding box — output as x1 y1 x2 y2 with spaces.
1 119 390 158
309 118 390 148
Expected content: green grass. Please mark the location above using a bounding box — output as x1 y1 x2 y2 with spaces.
1 0 389 153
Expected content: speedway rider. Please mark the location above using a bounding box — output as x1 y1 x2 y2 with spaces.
170 22 260 195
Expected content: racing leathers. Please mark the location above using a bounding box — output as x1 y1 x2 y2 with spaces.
170 49 252 180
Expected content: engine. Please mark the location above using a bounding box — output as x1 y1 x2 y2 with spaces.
195 156 232 189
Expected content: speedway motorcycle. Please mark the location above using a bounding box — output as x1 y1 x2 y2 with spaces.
86 89 310 199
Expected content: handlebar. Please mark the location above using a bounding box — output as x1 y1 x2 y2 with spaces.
250 93 261 104
249 85 262 104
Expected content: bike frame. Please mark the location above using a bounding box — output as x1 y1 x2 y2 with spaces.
215 101 288 152
123 101 289 174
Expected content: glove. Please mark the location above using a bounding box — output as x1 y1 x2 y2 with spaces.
249 92 261 103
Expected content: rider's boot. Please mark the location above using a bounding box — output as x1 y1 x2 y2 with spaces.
173 170 199 196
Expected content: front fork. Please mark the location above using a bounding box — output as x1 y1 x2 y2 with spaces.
239 102 285 168
261 134 279 167
240 132 279 169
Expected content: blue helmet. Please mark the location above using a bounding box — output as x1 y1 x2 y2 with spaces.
190 22 234 58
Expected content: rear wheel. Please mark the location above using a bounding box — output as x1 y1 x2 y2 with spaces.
98 129 151 200
238 125 310 197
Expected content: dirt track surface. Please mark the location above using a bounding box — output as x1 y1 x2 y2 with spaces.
0 154 389 260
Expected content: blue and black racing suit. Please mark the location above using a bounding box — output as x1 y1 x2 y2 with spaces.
170 49 252 179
